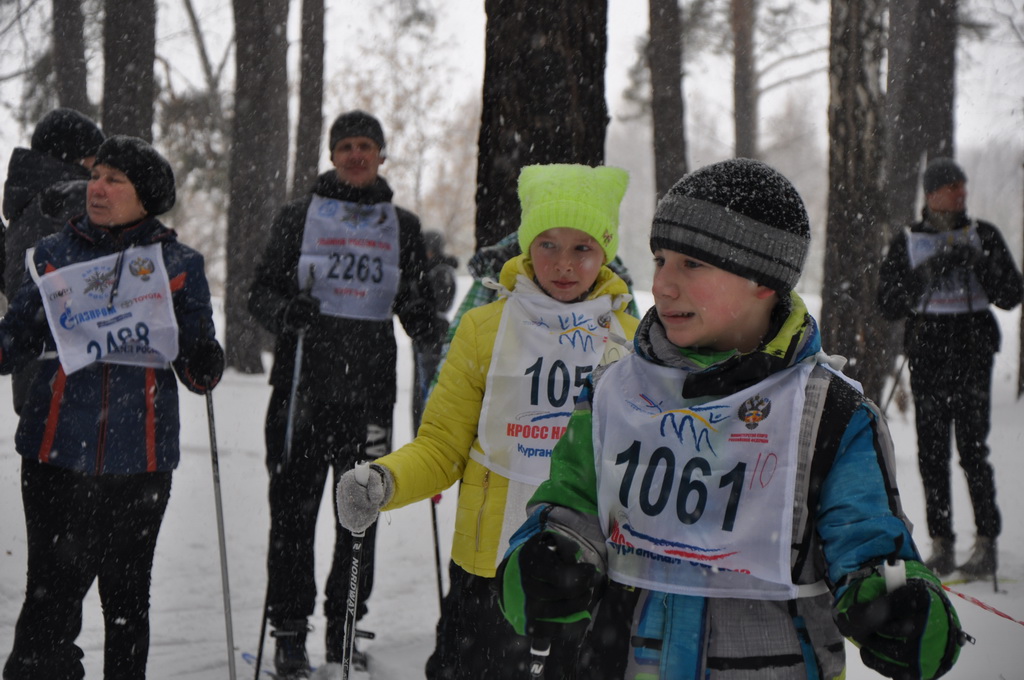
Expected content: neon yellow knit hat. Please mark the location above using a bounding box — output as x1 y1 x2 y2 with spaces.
517 164 630 263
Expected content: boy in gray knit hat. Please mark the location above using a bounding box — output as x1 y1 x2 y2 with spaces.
500 159 965 680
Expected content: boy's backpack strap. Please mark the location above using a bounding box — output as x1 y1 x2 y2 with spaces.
791 365 863 584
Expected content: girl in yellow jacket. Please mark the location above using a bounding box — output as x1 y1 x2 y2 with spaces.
337 163 638 678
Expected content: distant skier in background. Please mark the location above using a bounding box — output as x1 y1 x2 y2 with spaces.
2 107 105 414
877 157 1023 578
412 229 458 431
248 110 447 677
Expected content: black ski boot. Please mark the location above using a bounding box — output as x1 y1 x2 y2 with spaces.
272 619 311 678
958 536 997 579
326 619 372 670
924 536 956 577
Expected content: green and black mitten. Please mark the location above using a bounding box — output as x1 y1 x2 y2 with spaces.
499 531 601 638
835 560 967 680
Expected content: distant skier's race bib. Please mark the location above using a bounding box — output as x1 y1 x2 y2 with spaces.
297 195 401 321
36 244 179 374
594 354 814 600
906 225 988 314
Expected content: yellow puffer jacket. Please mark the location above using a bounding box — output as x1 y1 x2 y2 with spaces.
375 253 639 577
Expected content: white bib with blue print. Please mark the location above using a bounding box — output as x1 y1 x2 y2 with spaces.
297 195 401 321
594 353 814 600
475 278 625 486
37 244 178 375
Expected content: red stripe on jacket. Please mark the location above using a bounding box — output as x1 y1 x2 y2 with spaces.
170 272 186 292
145 368 157 471
38 366 68 463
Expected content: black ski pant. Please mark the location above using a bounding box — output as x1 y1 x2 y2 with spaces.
909 349 1001 540
425 561 580 680
264 386 391 634
3 458 172 680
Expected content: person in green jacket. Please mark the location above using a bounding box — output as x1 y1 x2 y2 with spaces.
498 159 966 680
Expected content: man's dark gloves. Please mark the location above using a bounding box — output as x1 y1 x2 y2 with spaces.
499 531 601 638
282 292 320 332
834 560 967 680
182 338 224 391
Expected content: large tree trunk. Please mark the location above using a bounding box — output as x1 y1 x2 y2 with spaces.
648 0 688 198
821 0 888 402
52 0 89 113
102 0 156 140
226 0 290 373
731 0 757 158
884 0 958 232
475 0 608 249
291 0 324 199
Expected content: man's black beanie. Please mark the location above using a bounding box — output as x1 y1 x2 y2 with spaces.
923 157 967 195
329 110 386 153
94 135 176 216
31 108 105 163
650 158 811 293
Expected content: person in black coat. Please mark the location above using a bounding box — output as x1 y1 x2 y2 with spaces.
248 110 447 676
877 157 1023 579
2 107 105 413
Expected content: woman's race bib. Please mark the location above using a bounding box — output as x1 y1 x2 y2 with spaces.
594 354 814 600
36 244 179 374
297 195 401 321
474 279 626 485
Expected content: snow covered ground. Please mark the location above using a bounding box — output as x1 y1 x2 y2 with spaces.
1 279 1022 679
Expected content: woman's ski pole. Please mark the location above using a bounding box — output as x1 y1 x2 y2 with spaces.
206 392 238 680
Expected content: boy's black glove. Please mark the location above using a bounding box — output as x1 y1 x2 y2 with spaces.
834 560 967 680
282 292 320 332
499 531 600 637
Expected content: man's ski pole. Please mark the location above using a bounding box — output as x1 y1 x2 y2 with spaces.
283 266 316 470
206 392 238 680
341 463 372 680
529 638 550 679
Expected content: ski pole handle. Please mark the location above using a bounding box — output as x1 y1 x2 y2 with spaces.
884 559 906 592
354 462 371 485
529 638 550 679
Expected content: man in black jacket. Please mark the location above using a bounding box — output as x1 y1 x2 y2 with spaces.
248 110 447 677
2 107 105 413
878 157 1023 579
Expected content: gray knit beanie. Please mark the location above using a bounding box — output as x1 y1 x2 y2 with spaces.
922 157 967 194
31 108 105 162
650 158 811 293
328 110 385 153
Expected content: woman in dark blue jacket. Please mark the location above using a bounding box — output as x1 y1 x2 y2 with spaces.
0 136 224 680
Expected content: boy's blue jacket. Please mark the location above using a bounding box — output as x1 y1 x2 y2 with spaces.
502 293 922 679
0 215 217 474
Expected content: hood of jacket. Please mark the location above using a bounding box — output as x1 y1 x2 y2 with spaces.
496 253 633 306
3 147 90 222
310 170 395 205
634 291 821 398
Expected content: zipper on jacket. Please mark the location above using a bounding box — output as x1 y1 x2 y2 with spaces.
95 363 111 474
476 469 490 552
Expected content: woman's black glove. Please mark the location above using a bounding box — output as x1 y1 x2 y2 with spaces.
182 338 224 391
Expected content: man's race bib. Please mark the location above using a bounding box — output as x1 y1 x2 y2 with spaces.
594 354 814 600
475 280 626 485
297 195 401 321
906 225 988 314
36 244 179 374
